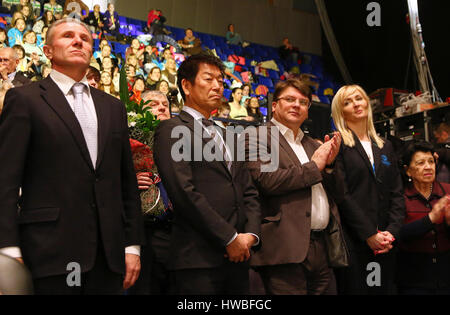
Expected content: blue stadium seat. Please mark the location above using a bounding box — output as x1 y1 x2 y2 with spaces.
257 76 274 88
268 70 279 80
299 63 312 74
223 89 232 100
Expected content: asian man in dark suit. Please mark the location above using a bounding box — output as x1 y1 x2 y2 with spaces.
154 52 261 295
0 18 144 294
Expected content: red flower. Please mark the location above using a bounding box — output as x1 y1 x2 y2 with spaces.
129 139 155 172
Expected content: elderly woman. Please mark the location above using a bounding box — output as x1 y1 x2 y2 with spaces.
397 141 450 295
331 85 405 295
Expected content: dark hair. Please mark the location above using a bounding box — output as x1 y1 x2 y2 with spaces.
227 24 234 32
402 141 435 167
273 78 312 103
177 52 225 101
12 44 25 58
229 87 242 103
86 66 101 82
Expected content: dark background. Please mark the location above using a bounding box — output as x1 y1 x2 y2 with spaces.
321 0 449 100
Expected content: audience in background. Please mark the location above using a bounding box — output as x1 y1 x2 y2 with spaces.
247 96 263 123
7 17 26 46
103 2 120 39
228 86 249 120
0 28 9 48
161 57 177 89
178 28 202 57
43 0 63 19
278 37 300 64
63 0 89 20
226 23 249 47
86 4 104 33
146 66 161 90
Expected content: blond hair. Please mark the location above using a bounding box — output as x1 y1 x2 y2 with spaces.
331 85 384 148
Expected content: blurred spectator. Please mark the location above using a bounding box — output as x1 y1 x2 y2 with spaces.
95 43 118 68
36 25 48 48
44 0 63 19
0 46 31 87
40 63 51 78
146 8 169 36
130 76 146 104
30 0 40 17
18 2 35 30
247 96 263 124
86 65 101 89
126 53 144 77
146 66 161 90
12 0 33 15
33 10 54 35
63 0 89 20
213 102 231 129
22 30 47 67
278 37 300 64
0 29 9 48
7 17 26 47
125 38 144 67
228 87 248 120
9 11 25 29
397 141 450 295
161 57 177 89
156 79 169 97
99 70 119 98
226 24 249 47
433 122 450 183
103 2 120 39
143 44 158 73
13 44 31 74
178 28 202 57
86 4 104 34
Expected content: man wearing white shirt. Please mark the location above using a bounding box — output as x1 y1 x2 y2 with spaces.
244 78 347 295
0 18 144 294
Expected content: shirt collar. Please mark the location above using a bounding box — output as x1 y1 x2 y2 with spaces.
182 105 208 121
271 117 304 142
8 71 16 81
49 69 91 97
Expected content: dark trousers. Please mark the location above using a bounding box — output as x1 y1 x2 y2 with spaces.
128 224 172 295
33 243 123 295
171 260 250 295
257 232 332 295
335 248 397 295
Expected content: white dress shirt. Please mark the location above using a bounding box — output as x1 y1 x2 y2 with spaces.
0 70 140 259
271 118 330 230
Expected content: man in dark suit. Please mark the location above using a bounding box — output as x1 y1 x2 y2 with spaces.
0 18 144 294
244 79 347 295
154 52 261 295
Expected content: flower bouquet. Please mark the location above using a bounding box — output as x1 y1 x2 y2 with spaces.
120 66 166 217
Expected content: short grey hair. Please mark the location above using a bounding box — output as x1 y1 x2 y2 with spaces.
46 17 93 46
142 90 169 103
0 47 19 60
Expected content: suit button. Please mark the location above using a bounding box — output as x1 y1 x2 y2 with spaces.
306 212 311 218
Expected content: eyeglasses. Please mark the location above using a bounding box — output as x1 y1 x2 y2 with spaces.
277 96 311 108
0 58 10 63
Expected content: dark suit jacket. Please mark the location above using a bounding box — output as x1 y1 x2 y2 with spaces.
335 134 405 253
154 111 261 271
0 77 144 279
11 72 31 87
244 122 344 267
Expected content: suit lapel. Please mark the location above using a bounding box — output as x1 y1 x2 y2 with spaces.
179 111 232 178
372 140 381 175
268 122 302 167
352 133 376 177
91 88 110 170
40 77 95 171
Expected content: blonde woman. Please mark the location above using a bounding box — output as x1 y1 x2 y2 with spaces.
331 85 405 295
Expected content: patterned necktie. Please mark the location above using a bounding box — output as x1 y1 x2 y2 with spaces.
72 83 98 167
201 118 231 170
